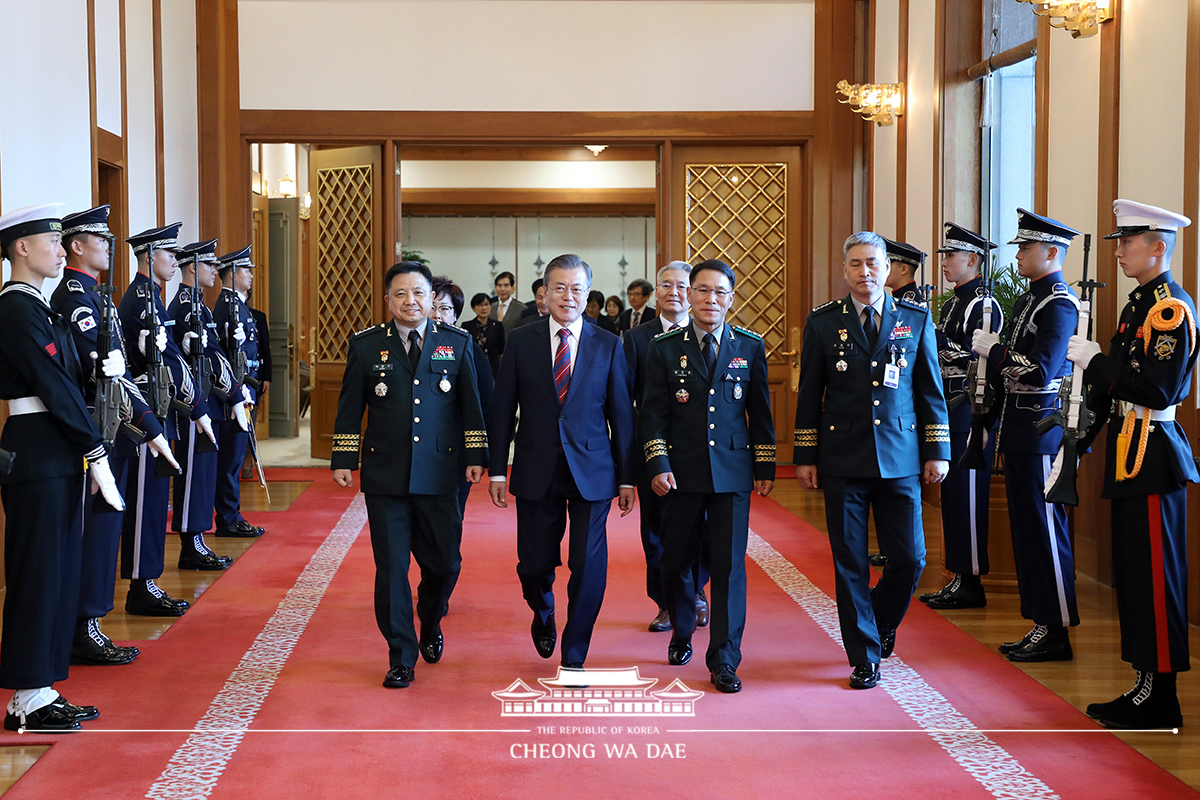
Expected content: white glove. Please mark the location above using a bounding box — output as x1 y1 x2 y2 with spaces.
138 327 168 355
971 329 1001 357
1067 334 1102 369
233 402 251 432
242 385 253 404
201 329 208 349
183 330 208 354
197 413 217 444
95 348 125 378
233 323 246 344
146 433 181 472
89 455 125 511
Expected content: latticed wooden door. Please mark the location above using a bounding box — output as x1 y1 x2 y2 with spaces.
307 146 383 458
671 146 807 448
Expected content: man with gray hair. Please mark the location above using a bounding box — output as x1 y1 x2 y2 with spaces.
793 231 950 690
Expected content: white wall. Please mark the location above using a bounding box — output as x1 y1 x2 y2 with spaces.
160 0 200 299
871 0 900 237
96 0 123 135
237 0 815 112
126 0 159 241
400 160 656 189
904 0 937 255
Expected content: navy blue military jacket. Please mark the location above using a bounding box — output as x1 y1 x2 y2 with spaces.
50 267 165 458
168 285 240 421
640 322 775 493
118 272 209 439
0 281 106 483
332 320 488 497
937 277 1003 436
624 317 683 482
892 281 924 306
793 295 950 478
1082 271 1200 498
983 271 1078 455
213 288 260 404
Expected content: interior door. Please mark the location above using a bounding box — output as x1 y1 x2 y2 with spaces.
670 146 807 450
268 197 299 437
307 145 383 459
251 192 271 439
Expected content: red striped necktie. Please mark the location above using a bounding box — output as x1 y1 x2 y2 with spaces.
553 328 572 405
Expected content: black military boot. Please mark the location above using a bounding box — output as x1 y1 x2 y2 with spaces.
926 573 986 609
178 532 231 570
125 579 189 617
1087 671 1183 729
1006 624 1073 662
71 617 137 666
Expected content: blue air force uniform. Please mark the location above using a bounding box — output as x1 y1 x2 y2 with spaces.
640 321 774 673
332 319 488 671
793 293 950 667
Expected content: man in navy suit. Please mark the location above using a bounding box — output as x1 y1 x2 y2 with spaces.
794 231 950 690
618 279 656 335
489 254 636 670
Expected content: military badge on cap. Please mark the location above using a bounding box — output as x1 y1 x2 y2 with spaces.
0 203 66 249
61 204 113 240
1105 199 1192 239
1008 208 1080 247
127 221 183 254
936 222 996 255
883 238 926 268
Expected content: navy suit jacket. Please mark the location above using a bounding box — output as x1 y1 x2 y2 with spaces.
489 316 635 502
618 305 656 335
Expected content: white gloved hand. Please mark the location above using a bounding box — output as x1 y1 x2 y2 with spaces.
94 348 125 378
971 329 1001 357
201 328 208 349
146 433 181 472
233 323 246 344
139 326 168 354
183 331 201 354
1067 334 1102 369
197 413 217 444
138 329 150 355
242 385 253 405
233 402 251 432
89 455 125 511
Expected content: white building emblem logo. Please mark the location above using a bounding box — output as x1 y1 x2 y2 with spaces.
493 666 703 717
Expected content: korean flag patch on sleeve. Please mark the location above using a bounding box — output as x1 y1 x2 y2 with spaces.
71 306 97 333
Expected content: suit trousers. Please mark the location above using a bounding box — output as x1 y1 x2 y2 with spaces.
0 476 84 689
172 421 218 533
120 443 170 580
213 418 249 530
636 477 710 610
939 430 992 576
364 493 463 670
659 490 749 671
822 474 926 666
1003 453 1079 627
79 455 130 618
515 452 611 665
1112 487 1190 673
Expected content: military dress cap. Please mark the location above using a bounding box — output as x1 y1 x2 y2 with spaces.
0 203 66 249
176 238 219 266
61 204 113 239
883 237 926 267
1104 199 1192 239
127 221 183 254
217 246 254 270
1008 207 1080 247
936 223 996 255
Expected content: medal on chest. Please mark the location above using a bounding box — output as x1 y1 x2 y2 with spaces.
836 360 848 372
375 381 388 397
675 388 690 403
439 376 452 393
733 383 743 400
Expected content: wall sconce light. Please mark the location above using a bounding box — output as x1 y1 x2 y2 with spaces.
836 80 905 126
300 192 312 220
584 145 608 156
278 175 296 197
1015 1 1113 38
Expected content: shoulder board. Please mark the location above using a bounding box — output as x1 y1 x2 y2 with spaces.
1051 282 1074 296
897 298 929 313
434 321 469 338
352 323 386 339
653 326 686 341
66 279 85 294
810 299 839 316
731 324 762 341
1154 282 1172 302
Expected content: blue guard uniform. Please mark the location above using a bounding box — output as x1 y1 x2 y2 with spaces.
976 208 1081 662
1079 200 1198 729
793 274 950 685
51 205 164 663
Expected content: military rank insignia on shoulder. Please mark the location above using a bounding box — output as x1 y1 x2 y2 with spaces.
811 299 839 316
353 323 385 339
653 326 686 341
897 298 929 313
66 279 85 294
434 321 469 337
731 324 762 340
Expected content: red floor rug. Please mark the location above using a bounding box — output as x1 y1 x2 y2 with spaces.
2 471 1192 799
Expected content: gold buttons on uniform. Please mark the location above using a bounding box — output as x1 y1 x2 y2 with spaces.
413 379 420 385
414 417 420 424
413 436 420 442
874 419 880 426
709 406 716 412
871 360 878 367
709 440 715 446
414 398 421 404
709 423 715 429
709 389 715 395
873 400 880 406
873 381 879 387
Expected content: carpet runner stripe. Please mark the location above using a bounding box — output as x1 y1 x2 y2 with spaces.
746 528 1061 800
143 495 368 800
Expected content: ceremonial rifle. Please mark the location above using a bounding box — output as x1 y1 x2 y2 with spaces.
1034 234 1102 505
956 253 997 470
142 242 184 479
187 261 221 455
225 288 263 394
94 238 147 446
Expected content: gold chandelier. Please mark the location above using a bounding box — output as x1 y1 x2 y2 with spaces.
835 80 904 126
1015 1 1113 38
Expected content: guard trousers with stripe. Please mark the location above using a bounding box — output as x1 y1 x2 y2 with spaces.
172 421 218 533
120 443 170 580
79 455 131 618
1003 453 1079 627
940 430 992 576
214 419 248 529
1112 487 1190 673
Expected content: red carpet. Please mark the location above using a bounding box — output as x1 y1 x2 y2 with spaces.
1 471 1193 799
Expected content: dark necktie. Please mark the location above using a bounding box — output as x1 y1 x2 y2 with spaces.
702 332 717 375
408 329 421 370
633 310 640 328
669 323 681 331
553 328 572 405
863 307 878 349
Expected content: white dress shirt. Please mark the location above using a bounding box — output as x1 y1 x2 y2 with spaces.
393 318 428 355
497 297 513 322
850 295 885 336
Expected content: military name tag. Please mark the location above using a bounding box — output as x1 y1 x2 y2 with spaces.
375 381 388 397
883 363 900 389
372 363 394 371
676 388 690 403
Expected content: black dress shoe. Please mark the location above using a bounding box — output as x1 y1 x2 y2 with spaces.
695 592 710 628
849 662 880 689
532 612 556 659
880 627 896 660
926 575 986 609
178 551 230 571
667 638 692 666
710 665 741 693
215 520 264 538
71 618 137 666
3 704 80 733
125 581 187 617
648 609 672 633
1086 671 1182 729
51 697 99 722
919 581 952 604
1006 625 1073 662
999 627 1037 655
383 666 414 688
868 553 888 567
560 662 588 688
419 633 444 664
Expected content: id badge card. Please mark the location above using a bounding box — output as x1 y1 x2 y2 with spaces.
883 363 901 389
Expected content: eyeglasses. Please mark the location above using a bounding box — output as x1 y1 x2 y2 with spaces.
433 305 455 315
690 287 733 299
657 282 688 294
549 285 588 297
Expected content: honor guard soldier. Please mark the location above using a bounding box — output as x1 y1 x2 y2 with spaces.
212 247 265 539
640 259 775 694
971 208 1081 662
170 240 241 570
118 222 215 616
0 204 125 732
794 232 950 690
51 205 179 664
332 261 488 689
919 224 1001 609
1067 200 1197 728
883 237 927 306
